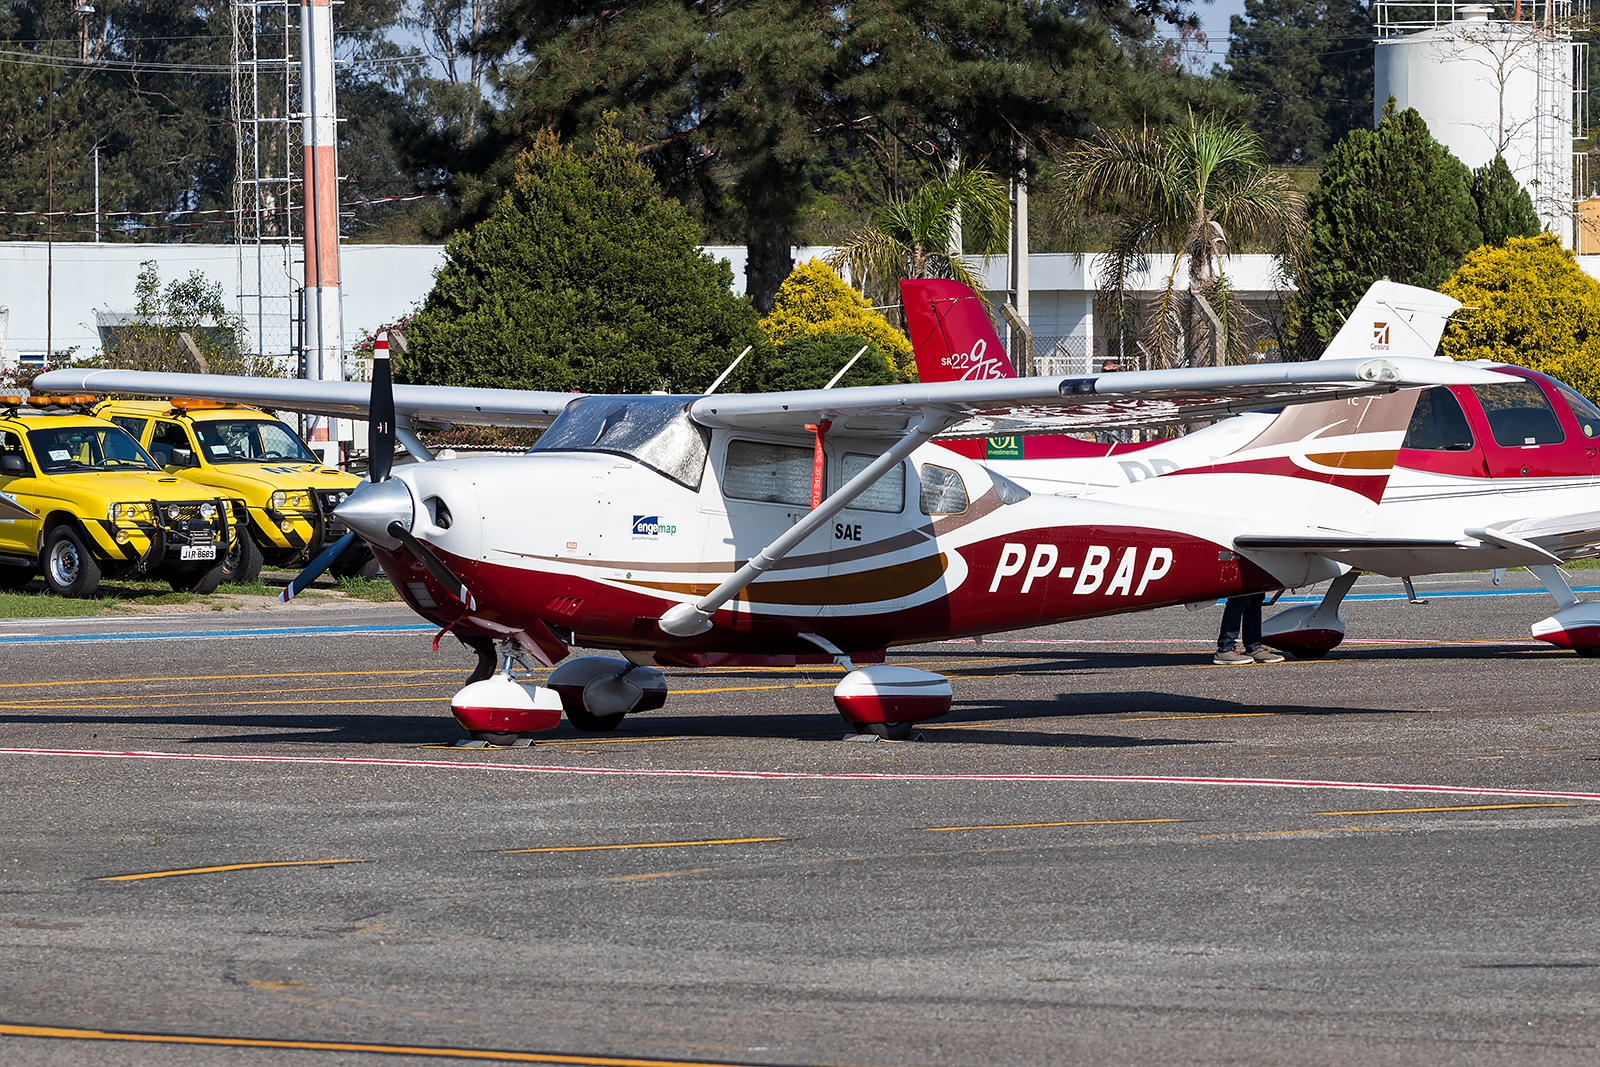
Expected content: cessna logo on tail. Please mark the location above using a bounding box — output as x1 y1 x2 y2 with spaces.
989 543 1174 596
1372 322 1390 350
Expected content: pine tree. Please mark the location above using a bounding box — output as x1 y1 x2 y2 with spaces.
1219 0 1373 166
1292 101 1482 351
1470 154 1542 247
401 128 765 394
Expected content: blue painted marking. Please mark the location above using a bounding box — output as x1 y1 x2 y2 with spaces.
0 622 433 645
1274 585 1600 605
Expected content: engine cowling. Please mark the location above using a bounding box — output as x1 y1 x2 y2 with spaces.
547 656 668 718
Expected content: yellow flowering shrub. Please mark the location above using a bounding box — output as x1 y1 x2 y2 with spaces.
1440 233 1600 401
761 259 916 381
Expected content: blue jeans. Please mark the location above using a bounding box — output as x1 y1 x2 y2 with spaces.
1219 594 1264 653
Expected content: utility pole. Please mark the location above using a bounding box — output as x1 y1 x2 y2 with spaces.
300 0 343 464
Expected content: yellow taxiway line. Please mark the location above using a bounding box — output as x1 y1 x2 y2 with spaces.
1315 802 1580 816
504 837 786 855
97 859 364 882
924 818 1183 832
0 1022 767 1065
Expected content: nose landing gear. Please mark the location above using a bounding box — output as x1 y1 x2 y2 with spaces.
450 638 564 745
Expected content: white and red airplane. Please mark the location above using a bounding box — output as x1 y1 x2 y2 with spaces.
904 277 1600 659
35 307 1512 741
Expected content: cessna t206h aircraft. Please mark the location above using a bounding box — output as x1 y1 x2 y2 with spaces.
36 316 1506 741
906 277 1600 660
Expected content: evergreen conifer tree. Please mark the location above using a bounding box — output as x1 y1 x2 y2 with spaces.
401 128 764 394
1470 155 1542 247
1292 100 1482 351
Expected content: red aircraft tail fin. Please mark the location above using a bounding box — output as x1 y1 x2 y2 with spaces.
901 279 1014 383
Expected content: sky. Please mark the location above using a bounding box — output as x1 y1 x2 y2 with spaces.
1190 0 1251 72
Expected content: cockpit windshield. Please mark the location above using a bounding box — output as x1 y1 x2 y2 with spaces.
532 395 711 489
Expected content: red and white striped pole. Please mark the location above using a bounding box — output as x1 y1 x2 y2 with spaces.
300 0 343 465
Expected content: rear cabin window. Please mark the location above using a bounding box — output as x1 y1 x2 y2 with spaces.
723 440 815 507
1402 387 1475 451
919 464 969 515
108 416 148 441
1558 384 1600 440
1472 382 1565 447
839 453 904 513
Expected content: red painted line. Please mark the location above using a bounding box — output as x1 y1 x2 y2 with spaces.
2 748 1599 802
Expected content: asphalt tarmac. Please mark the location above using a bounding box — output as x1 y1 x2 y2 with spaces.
3 571 1600 1066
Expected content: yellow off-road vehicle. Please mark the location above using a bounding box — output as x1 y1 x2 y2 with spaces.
0 394 244 596
96 398 374 583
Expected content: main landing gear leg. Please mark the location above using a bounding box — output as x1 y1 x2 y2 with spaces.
1261 570 1361 659
1528 566 1600 656
458 634 499 684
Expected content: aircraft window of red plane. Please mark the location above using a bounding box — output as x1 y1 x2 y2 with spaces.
1401 386 1475 451
1556 384 1600 440
919 464 969 515
1471 382 1565 447
723 439 816 507
531 394 710 489
839 453 904 512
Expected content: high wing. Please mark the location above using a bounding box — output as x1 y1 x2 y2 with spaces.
1235 511 1600 575
37 355 1511 439
688 357 1513 438
30 369 575 429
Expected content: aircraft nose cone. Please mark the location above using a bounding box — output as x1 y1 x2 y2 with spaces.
334 477 414 549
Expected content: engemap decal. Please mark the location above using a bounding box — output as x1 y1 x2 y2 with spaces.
632 515 676 539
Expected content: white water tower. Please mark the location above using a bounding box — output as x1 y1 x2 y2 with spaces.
1374 0 1586 244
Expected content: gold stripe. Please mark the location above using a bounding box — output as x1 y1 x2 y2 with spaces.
925 818 1183 832
504 837 786 855
628 553 947 607
1315 802 1578 816
0 1022 763 1065
98 859 364 882
1305 449 1399 470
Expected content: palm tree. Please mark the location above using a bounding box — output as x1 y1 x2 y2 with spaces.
1053 112 1304 369
827 165 1011 315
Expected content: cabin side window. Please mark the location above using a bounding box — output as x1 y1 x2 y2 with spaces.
723 439 816 507
919 464 969 515
1472 382 1565 447
838 453 904 513
1401 387 1475 451
1557 384 1600 440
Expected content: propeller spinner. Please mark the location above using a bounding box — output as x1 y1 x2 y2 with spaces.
279 331 476 611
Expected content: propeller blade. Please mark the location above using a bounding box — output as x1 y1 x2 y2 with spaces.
279 531 357 603
387 521 476 611
368 330 395 483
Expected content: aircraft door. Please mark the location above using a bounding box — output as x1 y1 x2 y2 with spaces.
713 436 829 620
825 448 919 617
1467 378 1591 480
1551 381 1600 480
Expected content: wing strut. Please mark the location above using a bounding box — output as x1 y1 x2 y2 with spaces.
658 408 952 637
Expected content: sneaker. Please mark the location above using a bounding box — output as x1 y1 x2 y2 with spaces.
1248 647 1285 663
1212 650 1254 665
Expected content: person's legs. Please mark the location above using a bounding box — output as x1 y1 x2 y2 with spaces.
1241 593 1265 651
1218 596 1248 653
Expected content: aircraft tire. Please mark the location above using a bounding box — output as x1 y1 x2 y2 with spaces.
472 731 519 746
851 720 914 740
565 707 624 732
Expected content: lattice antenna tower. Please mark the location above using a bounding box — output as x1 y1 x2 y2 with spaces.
231 0 302 369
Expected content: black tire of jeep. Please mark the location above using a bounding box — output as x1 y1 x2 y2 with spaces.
220 529 264 585
169 559 228 595
40 525 102 598
329 545 382 581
